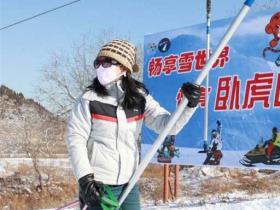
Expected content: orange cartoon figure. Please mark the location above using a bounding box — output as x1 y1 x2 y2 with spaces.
265 12 280 48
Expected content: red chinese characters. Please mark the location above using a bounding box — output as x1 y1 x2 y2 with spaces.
147 46 230 77
215 75 241 111
229 76 241 110
175 73 279 111
148 57 163 77
214 73 278 111
178 52 194 73
212 46 230 69
163 54 178 75
176 88 184 106
194 46 230 70
194 49 207 70
215 76 232 111
176 86 212 108
199 86 212 108
273 73 280 107
242 73 273 109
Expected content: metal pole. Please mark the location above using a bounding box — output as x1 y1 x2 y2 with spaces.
203 0 211 151
118 0 254 206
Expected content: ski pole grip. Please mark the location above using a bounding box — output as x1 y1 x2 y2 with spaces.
244 0 254 7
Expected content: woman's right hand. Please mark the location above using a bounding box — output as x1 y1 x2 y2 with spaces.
181 82 201 108
78 173 102 207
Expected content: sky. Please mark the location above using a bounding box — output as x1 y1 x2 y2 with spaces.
0 0 247 100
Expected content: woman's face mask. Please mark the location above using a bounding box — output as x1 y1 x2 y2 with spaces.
96 65 125 86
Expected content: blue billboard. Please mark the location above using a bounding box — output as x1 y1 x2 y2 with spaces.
142 9 280 169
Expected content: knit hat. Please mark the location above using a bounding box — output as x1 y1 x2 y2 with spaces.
95 39 139 72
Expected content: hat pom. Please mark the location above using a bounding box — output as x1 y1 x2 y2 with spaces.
132 64 139 72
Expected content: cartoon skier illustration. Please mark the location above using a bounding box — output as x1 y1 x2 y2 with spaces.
203 120 223 165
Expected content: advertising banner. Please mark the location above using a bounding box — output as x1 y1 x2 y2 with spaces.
142 9 280 169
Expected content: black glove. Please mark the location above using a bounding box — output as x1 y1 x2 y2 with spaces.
217 120 221 126
78 173 102 207
181 82 201 108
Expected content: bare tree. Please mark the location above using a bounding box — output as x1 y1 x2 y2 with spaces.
0 85 67 194
36 31 143 116
18 107 65 191
22 123 44 191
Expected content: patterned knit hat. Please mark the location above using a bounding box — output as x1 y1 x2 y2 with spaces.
95 39 139 72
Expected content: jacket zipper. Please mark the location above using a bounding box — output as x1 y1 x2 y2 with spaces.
115 83 121 184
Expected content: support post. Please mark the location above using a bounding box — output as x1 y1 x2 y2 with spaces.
174 164 180 198
163 164 169 203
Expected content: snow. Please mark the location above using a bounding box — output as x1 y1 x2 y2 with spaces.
0 158 71 177
2 157 280 210
41 197 280 210
142 197 280 210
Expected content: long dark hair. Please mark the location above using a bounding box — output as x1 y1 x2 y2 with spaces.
87 72 149 113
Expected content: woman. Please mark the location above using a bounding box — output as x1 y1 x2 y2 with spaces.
66 39 201 210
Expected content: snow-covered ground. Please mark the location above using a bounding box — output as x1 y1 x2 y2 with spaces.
2 156 280 210
1 144 278 178
42 197 280 210
142 197 280 210
0 158 71 177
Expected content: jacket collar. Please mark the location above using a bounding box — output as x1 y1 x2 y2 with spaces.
81 80 124 103
106 80 124 95
107 80 124 104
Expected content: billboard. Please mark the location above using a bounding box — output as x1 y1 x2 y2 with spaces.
142 9 280 169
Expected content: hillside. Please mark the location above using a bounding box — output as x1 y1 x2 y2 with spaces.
0 85 67 156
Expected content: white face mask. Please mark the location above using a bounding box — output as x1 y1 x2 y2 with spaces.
96 65 125 86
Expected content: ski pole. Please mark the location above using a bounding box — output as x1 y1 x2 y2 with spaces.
55 199 79 210
118 0 255 207
55 184 119 210
55 200 88 210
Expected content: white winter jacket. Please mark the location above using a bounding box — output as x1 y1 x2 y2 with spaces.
66 81 196 185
